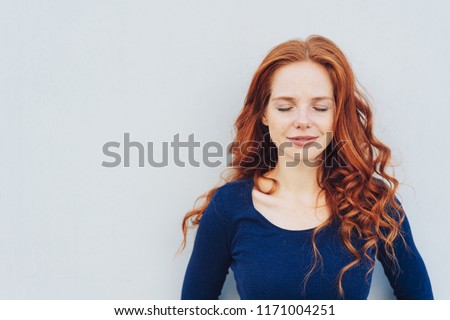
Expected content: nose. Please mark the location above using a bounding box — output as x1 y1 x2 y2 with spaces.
293 106 312 128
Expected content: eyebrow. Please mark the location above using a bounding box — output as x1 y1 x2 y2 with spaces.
270 96 334 103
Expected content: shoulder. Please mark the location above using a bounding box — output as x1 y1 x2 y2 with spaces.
215 177 252 201
210 177 253 221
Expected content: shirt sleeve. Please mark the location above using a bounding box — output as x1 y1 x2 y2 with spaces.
181 189 232 299
376 197 434 299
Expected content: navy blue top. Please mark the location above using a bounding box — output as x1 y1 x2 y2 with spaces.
181 177 433 300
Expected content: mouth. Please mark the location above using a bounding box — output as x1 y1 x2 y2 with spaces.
287 136 318 147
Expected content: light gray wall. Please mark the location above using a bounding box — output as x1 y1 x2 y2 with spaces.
0 0 448 299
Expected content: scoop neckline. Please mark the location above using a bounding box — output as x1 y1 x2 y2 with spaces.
244 177 320 234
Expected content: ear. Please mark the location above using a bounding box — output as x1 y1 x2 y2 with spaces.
261 114 268 126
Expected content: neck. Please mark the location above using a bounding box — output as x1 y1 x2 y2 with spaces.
264 156 322 200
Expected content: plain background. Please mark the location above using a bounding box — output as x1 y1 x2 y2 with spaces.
1 0 449 299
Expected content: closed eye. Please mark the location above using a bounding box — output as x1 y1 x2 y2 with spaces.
314 107 328 112
277 107 292 112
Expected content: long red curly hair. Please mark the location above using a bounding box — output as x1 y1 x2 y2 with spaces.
179 35 405 297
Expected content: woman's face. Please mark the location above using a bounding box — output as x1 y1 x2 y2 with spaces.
262 61 335 165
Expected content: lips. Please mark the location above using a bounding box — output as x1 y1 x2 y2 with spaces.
287 136 318 147
288 135 319 140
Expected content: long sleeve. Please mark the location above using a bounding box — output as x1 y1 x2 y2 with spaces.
377 199 434 299
181 189 232 299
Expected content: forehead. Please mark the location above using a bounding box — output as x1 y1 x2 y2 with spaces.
270 61 334 98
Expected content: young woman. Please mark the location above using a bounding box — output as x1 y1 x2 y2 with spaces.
179 35 433 299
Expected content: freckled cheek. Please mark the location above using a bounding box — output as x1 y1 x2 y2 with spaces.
268 121 292 138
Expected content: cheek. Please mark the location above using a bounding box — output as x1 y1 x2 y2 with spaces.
315 117 334 149
318 115 334 132
266 116 290 134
